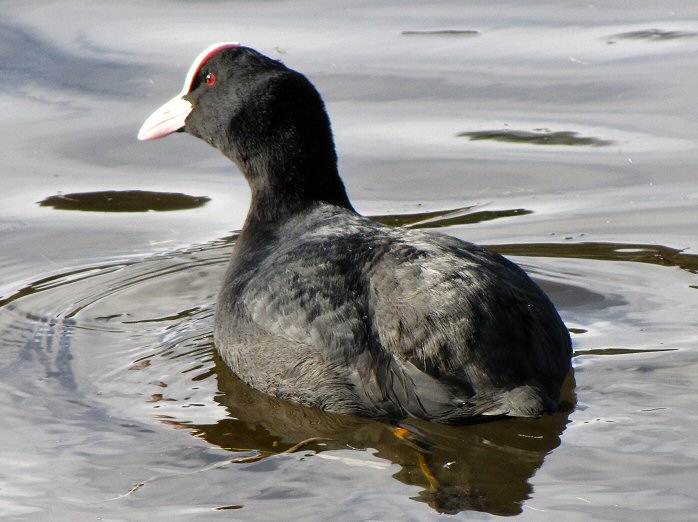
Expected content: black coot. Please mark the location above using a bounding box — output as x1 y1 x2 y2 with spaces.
139 43 572 423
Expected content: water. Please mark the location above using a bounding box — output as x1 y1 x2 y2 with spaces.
1 1 697 519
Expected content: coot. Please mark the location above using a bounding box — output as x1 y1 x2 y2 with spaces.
139 43 572 423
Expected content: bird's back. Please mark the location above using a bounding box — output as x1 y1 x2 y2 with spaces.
214 204 571 422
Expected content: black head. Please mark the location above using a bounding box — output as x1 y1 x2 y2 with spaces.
139 44 353 222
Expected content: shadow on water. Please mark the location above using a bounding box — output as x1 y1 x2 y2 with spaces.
38 190 210 212
458 129 614 147
181 353 576 516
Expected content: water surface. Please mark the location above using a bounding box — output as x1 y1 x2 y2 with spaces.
1 1 697 520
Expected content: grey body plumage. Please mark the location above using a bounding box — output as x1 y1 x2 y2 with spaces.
215 204 571 422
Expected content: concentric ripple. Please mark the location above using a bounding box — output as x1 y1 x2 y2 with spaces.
1 206 695 515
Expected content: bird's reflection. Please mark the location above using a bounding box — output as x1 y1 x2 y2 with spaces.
184 353 575 516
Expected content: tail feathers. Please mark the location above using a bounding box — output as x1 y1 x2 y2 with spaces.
479 384 558 418
352 353 557 423
376 358 504 422
392 361 560 422
427 385 556 424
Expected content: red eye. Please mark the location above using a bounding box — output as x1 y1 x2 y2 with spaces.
205 72 216 86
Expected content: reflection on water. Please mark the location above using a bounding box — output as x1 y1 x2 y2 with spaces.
3 200 694 515
375 206 698 275
605 29 698 43
458 129 614 147
493 241 698 275
575 347 676 357
371 205 532 229
401 30 479 37
2 200 697 516
0 22 148 98
191 355 575 516
38 190 210 212
0 215 578 516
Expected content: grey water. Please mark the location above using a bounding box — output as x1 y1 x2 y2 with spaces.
1 1 697 520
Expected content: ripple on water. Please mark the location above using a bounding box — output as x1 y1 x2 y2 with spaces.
1 206 696 516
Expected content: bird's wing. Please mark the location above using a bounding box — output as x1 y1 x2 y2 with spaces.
359 230 563 420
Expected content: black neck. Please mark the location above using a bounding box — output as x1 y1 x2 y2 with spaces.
241 155 354 226
226 75 355 227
